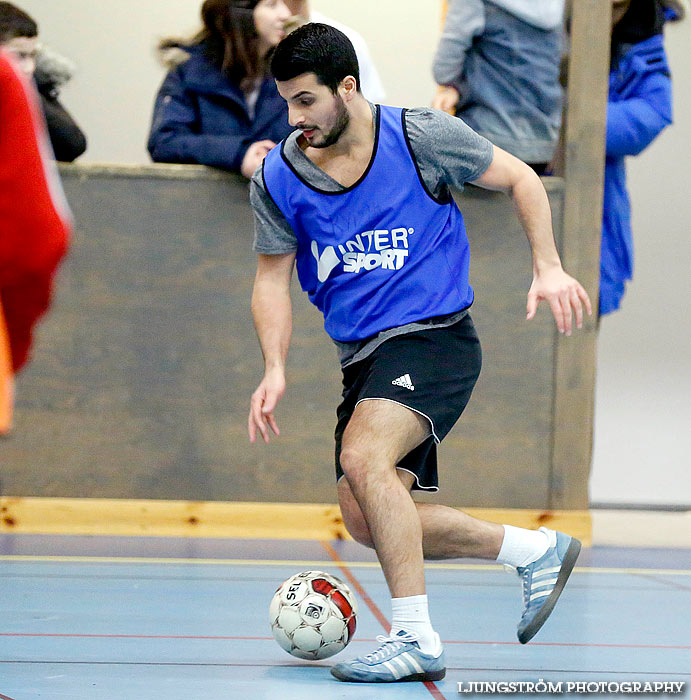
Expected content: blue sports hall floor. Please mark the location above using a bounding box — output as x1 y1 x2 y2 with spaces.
1 534 689 699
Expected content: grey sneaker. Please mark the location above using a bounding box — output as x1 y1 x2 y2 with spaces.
516 527 581 644
330 632 446 683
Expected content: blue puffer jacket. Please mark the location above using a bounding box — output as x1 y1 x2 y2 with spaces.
600 34 672 315
147 43 292 172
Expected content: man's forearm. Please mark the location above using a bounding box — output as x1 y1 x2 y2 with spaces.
473 147 592 331
510 169 562 275
251 278 292 371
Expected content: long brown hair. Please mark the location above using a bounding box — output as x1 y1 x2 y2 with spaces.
160 0 264 87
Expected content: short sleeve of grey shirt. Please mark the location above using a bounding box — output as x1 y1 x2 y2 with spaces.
250 105 494 255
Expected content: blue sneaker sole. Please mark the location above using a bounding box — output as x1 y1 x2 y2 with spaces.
518 536 582 644
330 667 446 683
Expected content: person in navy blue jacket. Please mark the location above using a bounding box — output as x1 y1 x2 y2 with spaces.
600 0 677 315
148 0 293 178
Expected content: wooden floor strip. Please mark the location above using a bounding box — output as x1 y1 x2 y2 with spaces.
0 496 592 544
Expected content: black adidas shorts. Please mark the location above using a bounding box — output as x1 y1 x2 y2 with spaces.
334 313 482 492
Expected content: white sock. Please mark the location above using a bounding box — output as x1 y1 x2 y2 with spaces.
389 594 442 656
496 525 551 568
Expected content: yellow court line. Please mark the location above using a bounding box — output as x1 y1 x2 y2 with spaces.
0 555 689 576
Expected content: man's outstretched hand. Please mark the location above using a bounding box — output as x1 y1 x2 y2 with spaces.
527 266 593 335
248 368 286 444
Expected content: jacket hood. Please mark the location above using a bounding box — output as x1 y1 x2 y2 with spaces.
157 41 258 103
156 41 202 70
612 32 670 78
611 0 666 65
661 0 688 21
34 46 75 93
487 0 565 30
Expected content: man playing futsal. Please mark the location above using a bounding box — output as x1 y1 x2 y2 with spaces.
248 23 590 683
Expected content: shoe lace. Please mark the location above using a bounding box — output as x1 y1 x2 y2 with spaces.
363 633 419 663
520 568 531 604
503 564 531 605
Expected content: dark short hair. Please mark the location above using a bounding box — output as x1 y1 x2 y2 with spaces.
0 2 37 43
270 22 360 94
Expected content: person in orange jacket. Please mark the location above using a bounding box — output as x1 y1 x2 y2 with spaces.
0 48 71 432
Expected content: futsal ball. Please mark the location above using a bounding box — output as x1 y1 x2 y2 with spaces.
269 570 358 660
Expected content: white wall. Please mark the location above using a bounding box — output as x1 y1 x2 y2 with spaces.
20 0 204 163
314 0 441 108
589 18 691 507
16 1 691 506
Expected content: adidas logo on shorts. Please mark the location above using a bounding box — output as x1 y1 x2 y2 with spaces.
392 374 415 391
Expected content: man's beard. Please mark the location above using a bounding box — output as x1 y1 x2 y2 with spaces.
312 96 350 149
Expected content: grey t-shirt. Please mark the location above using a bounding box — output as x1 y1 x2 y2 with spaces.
250 103 494 366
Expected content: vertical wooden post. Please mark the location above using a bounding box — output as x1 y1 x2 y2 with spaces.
550 0 612 508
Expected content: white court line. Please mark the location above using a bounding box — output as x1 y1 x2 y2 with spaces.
0 555 689 576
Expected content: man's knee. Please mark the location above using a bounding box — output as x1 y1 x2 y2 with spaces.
338 446 368 483
339 446 392 485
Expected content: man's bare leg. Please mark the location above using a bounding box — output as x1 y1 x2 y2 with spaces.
419 503 505 559
338 398 451 660
339 476 505 559
338 399 430 598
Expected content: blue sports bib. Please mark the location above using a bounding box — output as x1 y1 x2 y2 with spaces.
262 105 474 342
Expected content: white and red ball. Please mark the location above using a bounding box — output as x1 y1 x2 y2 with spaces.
269 570 358 660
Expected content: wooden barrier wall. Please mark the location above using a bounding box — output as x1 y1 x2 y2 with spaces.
0 164 582 509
